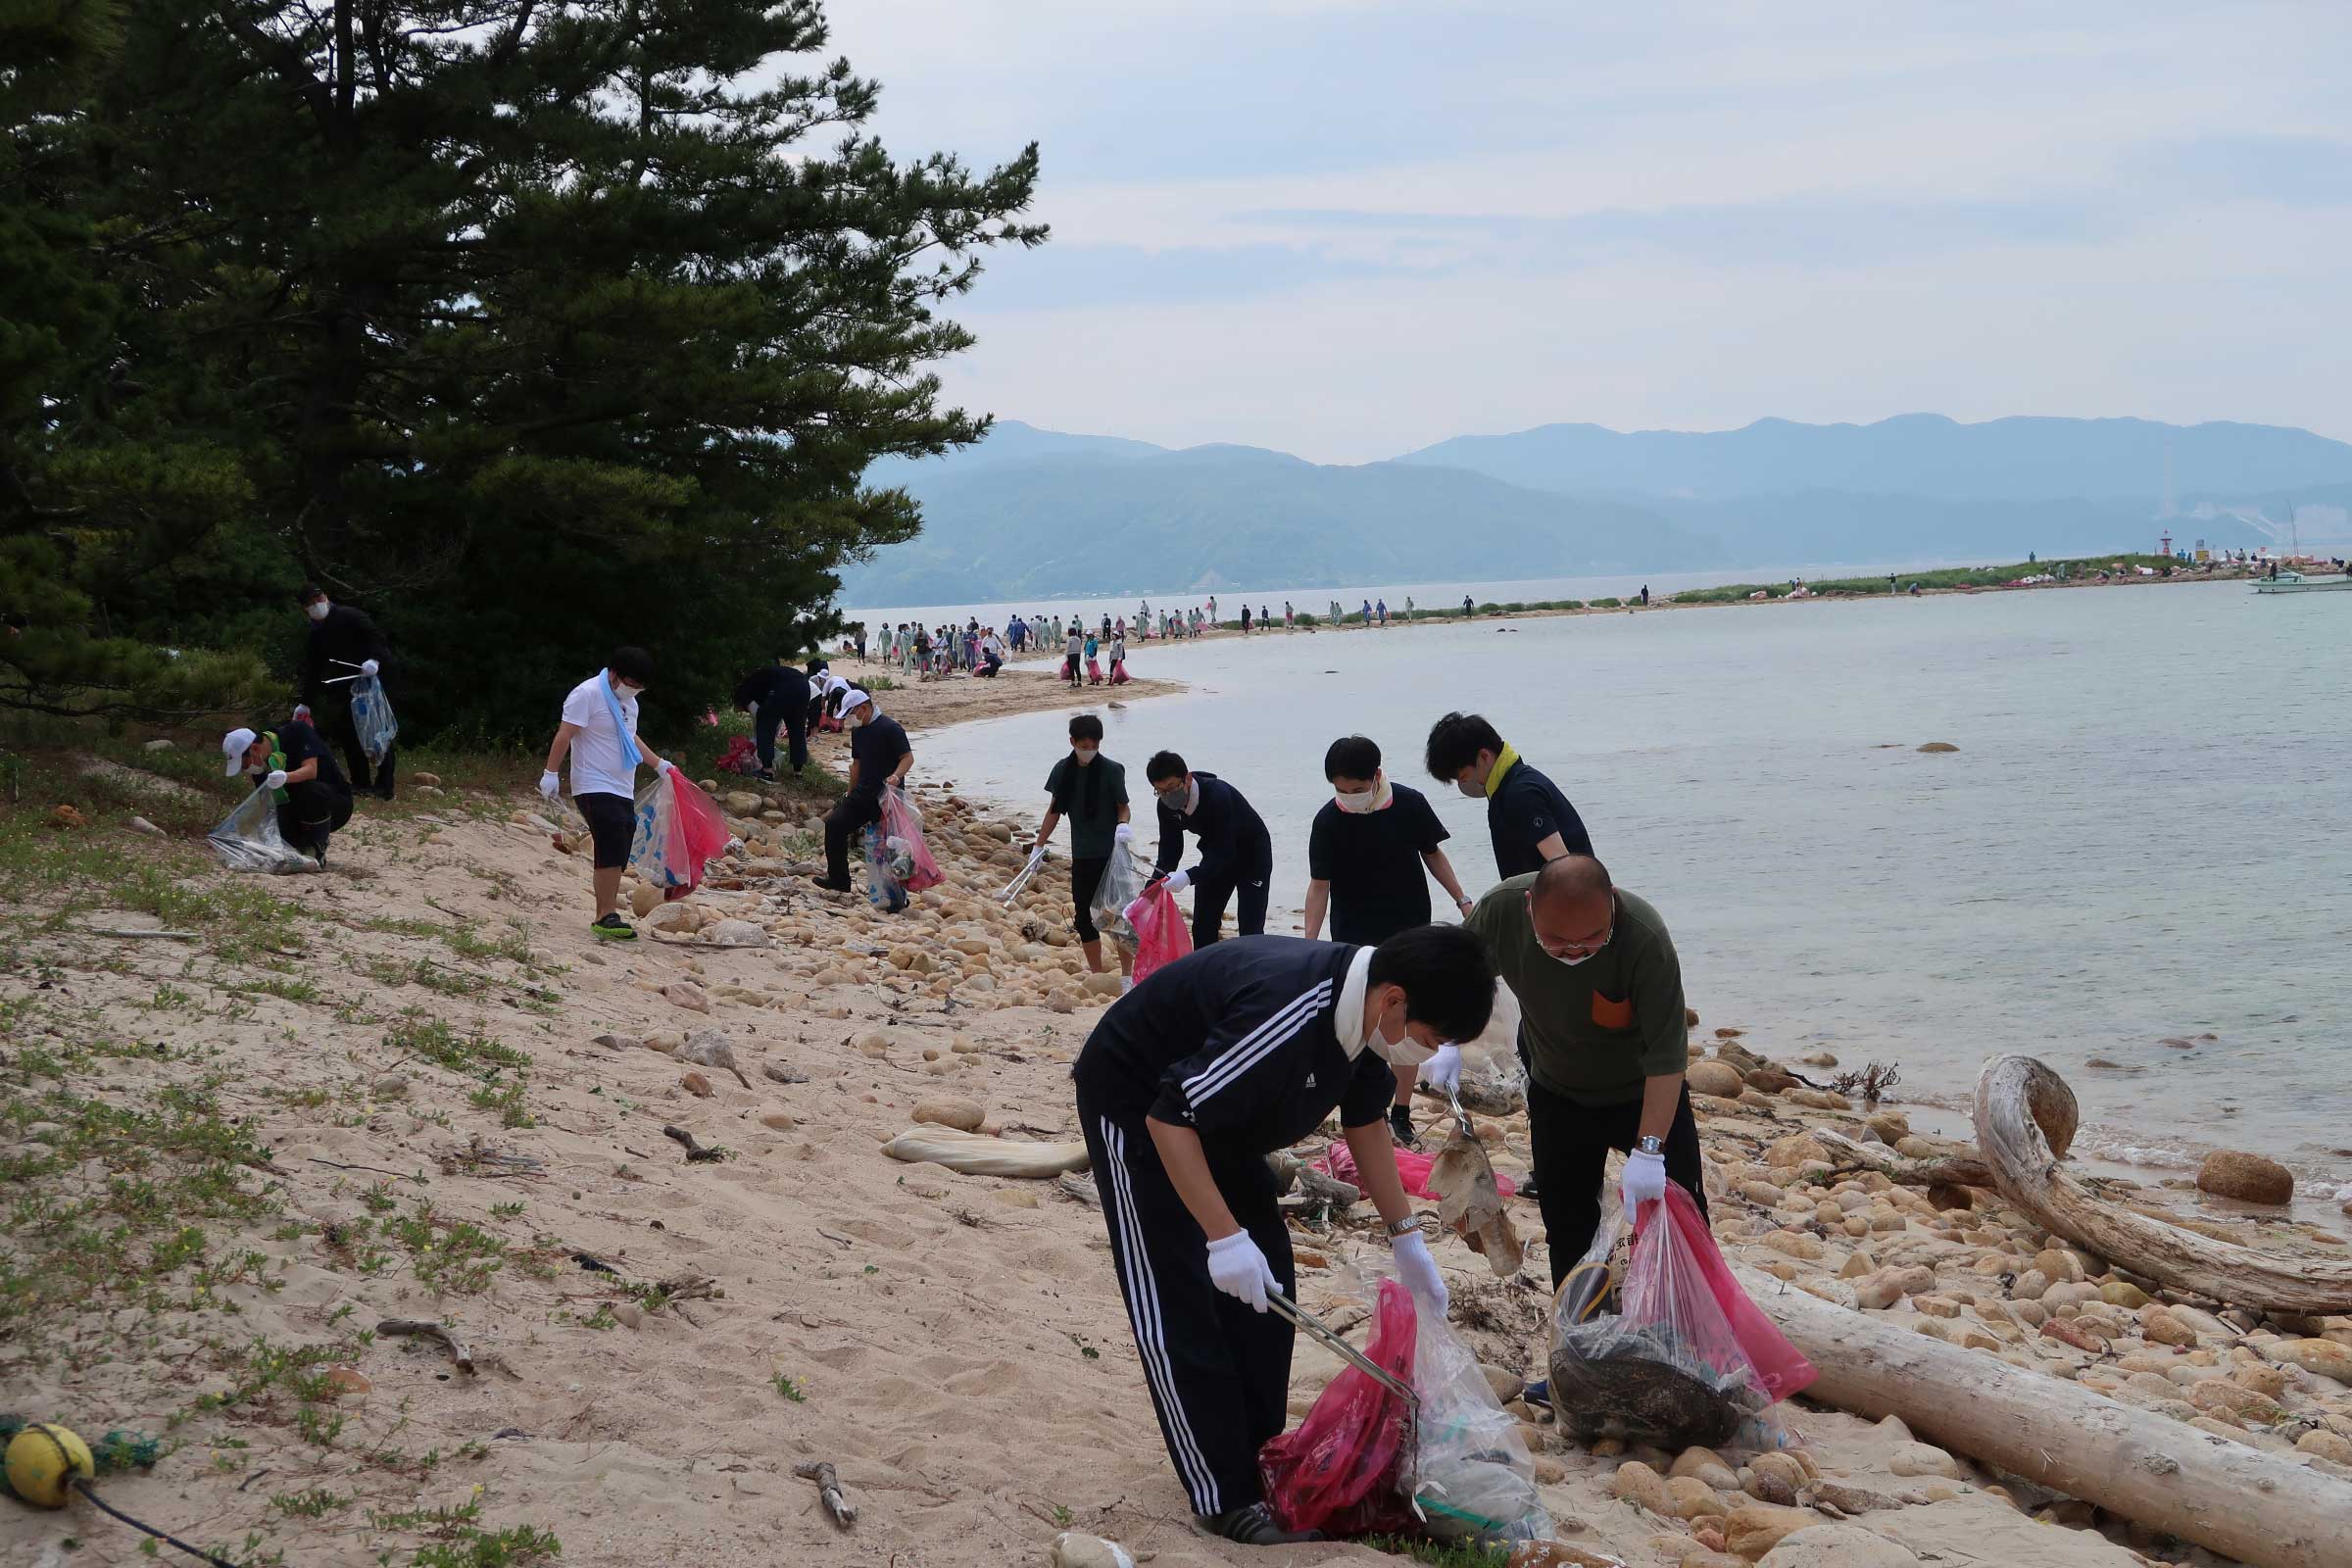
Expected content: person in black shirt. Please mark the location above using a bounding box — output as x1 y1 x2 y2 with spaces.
809 688 911 901
1303 736 1477 1146
221 718 354 865
1144 752 1273 950
1034 713 1135 986
296 585 396 800
1425 710 1593 881
730 658 810 779
1072 925 1494 1546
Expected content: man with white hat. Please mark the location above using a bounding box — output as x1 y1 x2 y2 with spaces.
221 715 353 866
809 686 911 901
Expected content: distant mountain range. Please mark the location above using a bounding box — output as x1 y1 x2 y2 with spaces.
844 415 2352 605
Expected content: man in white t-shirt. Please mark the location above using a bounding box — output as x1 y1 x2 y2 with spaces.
538 646 670 940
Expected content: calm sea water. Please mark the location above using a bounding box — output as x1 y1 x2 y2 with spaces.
911 581 2352 1192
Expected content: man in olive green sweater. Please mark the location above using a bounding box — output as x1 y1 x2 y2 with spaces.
1466 855 1706 1284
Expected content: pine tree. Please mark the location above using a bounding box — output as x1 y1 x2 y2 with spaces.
11 0 1042 734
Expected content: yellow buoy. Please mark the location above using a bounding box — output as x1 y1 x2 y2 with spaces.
5 1422 95 1509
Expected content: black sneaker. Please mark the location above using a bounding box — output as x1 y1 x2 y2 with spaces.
807 874 854 893
1518 1174 1540 1200
1387 1103 1418 1149
590 912 637 941
1197 1503 1323 1546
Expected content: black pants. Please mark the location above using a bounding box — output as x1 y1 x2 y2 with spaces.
1076 1097 1293 1518
1190 863 1270 949
276 781 354 858
1525 1074 1708 1286
754 702 808 776
823 793 882 885
1070 855 1107 943
320 694 393 797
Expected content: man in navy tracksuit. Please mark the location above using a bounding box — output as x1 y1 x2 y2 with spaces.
1072 925 1494 1545
1145 752 1274 950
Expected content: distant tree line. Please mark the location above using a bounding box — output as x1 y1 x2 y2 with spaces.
2 0 1041 739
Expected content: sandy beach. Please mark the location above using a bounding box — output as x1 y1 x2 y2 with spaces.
6 672 2350 1568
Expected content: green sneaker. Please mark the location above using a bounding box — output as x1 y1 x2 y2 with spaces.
590 913 637 941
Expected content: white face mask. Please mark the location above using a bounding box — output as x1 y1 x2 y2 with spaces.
1334 772 1390 814
306 601 329 622
1367 994 1436 1065
847 710 867 728
1072 746 1098 765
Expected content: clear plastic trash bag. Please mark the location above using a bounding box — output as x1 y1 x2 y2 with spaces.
1411 1306 1549 1543
207 787 318 874
348 673 398 765
1088 845 1150 944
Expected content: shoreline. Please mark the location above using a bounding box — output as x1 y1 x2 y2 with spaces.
853 552 2277 652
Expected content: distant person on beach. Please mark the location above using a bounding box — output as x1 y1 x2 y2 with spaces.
1069 923 1491 1545
1035 713 1135 990
731 655 810 780
808 686 911 901
1240 605 1252 635
1108 628 1129 685
1639 585 1649 606
1283 601 1295 628
1147 752 1275 950
1085 630 1104 685
1425 710 1594 880
1405 595 1414 621
1064 623 1084 685
1303 735 1478 1148
1377 597 1388 626
1462 594 1474 618
1466 855 1702 1292
538 646 670 939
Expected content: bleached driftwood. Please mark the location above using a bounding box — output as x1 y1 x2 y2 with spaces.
1973 1055 2352 1314
1737 1264 2352 1568
794 1460 857 1528
377 1318 474 1374
1813 1128 1993 1191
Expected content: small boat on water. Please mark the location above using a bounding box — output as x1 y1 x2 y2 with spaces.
2252 571 2352 595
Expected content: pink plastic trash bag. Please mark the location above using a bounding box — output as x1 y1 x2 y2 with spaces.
1258 1278 1419 1537
1122 882 1193 985
1316 1141 1517 1202
628 764 731 899
1549 1184 1815 1448
879 785 944 894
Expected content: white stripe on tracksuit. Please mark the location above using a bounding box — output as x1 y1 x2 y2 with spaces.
1099 1117 1221 1514
1177 981 1332 1108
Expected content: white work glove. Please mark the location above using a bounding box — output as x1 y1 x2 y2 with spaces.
1161 868 1191 895
538 769 562 802
1114 822 1135 844
1622 1148 1668 1215
747 701 760 721
359 659 379 677
1392 1228 1449 1316
262 769 288 791
292 704 312 724
1420 1044 1463 1096
1205 1230 1280 1313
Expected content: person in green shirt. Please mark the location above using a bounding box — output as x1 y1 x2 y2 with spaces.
1033 712 1135 988
1465 855 1707 1286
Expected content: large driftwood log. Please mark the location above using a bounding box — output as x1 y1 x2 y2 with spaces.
1737 1264 2352 1568
1813 1128 1993 1190
1973 1055 2352 1314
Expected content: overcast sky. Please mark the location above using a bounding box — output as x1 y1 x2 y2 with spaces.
820 1 2352 464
